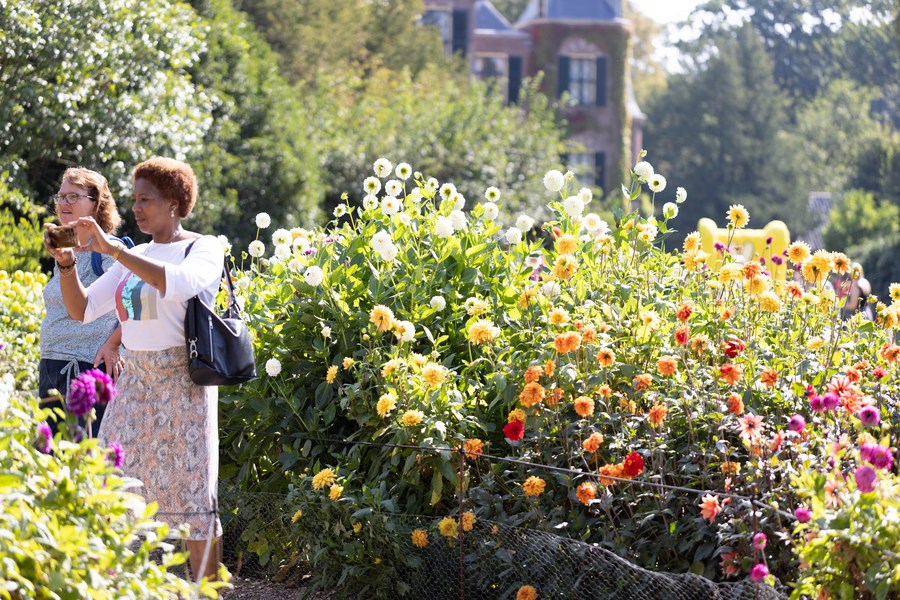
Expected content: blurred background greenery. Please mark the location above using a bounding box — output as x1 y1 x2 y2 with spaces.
1 0 896 296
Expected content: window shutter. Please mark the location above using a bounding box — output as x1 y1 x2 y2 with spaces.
508 56 522 104
595 56 607 106
557 55 570 98
452 9 468 56
594 152 606 190
560 152 569 168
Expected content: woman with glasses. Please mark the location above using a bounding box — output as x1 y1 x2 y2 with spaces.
39 167 126 436
47 157 225 582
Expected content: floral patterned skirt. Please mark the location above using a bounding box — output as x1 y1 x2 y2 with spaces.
99 345 221 540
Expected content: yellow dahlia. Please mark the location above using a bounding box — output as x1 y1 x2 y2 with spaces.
468 319 500 345
422 363 448 388
401 410 424 426
522 476 546 497
438 517 459 538
683 231 701 252
376 394 397 417
369 304 395 332
411 529 429 548
312 468 336 490
727 204 749 228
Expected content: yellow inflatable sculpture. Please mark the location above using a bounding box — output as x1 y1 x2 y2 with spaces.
697 218 791 281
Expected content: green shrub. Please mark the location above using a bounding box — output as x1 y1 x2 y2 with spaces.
223 157 900 596
0 178 46 274
0 270 46 392
0 386 230 598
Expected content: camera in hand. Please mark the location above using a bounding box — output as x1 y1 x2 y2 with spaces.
48 225 79 248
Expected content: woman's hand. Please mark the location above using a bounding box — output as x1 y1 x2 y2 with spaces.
95 336 125 381
71 216 113 254
43 223 76 266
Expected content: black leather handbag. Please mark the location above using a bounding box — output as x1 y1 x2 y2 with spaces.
183 241 257 386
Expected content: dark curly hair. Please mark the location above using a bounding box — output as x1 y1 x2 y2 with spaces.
61 168 121 234
132 157 198 218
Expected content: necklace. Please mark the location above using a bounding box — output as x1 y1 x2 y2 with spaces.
154 226 185 244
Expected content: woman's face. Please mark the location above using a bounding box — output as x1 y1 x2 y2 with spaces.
55 180 97 225
132 177 177 238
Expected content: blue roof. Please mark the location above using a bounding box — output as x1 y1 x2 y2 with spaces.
475 1 515 31
516 0 622 24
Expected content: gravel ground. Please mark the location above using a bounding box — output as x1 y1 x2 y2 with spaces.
220 575 308 600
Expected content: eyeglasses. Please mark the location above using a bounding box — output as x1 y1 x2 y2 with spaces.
52 193 96 205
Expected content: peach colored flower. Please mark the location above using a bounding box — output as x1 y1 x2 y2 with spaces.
544 359 555 377
517 585 539 600
522 476 546 497
468 319 500 345
657 356 678 376
508 409 526 423
463 439 484 456
573 396 594 417
581 324 597 344
760 368 778 388
719 363 743 385
597 384 612 398
552 254 578 279
582 432 604 453
676 301 694 322
598 463 625 485
727 393 744 416
648 404 668 427
674 324 689 346
719 306 736 322
699 494 721 522
523 365 543 383
879 343 899 363
410 529 429 548
519 382 546 407
576 481 597 505
554 331 582 354
545 388 564 408
596 348 616 367
633 373 652 391
690 334 709 354
742 262 763 280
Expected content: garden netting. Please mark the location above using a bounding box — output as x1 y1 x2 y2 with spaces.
218 485 786 600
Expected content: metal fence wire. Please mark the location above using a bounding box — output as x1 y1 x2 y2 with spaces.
217 485 785 600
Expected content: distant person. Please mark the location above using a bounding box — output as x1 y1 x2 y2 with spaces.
841 263 874 320
39 168 127 437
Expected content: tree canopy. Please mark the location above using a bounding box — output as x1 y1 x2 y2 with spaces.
0 0 213 199
646 25 806 239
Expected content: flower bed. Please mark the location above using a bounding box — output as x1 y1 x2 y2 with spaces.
221 156 899 598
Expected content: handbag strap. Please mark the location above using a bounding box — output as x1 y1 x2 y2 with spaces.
184 238 241 316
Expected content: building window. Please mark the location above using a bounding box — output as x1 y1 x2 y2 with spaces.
474 54 506 79
558 55 608 107
564 152 606 190
568 57 596 106
568 153 595 186
421 9 452 55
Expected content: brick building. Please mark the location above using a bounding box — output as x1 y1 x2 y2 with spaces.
421 0 645 196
